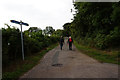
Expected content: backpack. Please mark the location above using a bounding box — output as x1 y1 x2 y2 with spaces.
69 38 72 42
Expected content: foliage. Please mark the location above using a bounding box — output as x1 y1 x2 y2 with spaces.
43 26 55 36
52 29 64 37
68 2 120 49
2 27 21 66
2 26 59 68
63 23 71 37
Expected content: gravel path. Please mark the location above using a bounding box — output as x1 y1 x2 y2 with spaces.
20 38 118 78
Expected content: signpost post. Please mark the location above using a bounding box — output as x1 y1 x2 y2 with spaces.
10 20 29 60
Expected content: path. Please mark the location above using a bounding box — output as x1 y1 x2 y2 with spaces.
20 37 118 78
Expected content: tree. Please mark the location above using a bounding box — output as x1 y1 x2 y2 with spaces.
28 27 41 32
52 29 63 37
70 2 120 49
63 23 71 37
43 26 55 36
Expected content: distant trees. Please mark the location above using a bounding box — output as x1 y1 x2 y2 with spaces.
28 27 42 32
43 26 55 36
52 29 64 37
63 23 71 37
64 2 120 49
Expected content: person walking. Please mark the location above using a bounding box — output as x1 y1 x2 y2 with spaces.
59 36 64 50
68 36 73 50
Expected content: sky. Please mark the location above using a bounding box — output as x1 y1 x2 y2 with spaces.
0 0 74 31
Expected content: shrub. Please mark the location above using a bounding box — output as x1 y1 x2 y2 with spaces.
2 27 59 68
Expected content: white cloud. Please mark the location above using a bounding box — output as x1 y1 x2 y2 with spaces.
0 0 73 31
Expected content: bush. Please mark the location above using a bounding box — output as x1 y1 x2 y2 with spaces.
2 27 59 68
105 27 120 48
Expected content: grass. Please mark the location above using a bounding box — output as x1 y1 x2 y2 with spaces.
2 43 58 80
74 41 119 65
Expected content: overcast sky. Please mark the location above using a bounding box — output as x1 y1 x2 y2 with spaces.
0 0 74 31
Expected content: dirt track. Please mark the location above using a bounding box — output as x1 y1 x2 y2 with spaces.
20 37 118 78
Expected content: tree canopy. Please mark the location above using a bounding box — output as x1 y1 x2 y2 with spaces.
43 26 55 36
63 2 120 49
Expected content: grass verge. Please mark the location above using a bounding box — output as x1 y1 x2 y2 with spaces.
74 41 119 65
2 43 58 80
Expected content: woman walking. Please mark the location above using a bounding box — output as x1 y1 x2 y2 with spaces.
68 36 73 50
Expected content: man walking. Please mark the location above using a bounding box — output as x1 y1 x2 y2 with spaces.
68 36 73 50
59 36 64 50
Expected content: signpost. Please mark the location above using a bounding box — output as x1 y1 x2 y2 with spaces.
10 20 29 60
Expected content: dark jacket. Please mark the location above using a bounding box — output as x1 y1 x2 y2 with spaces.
60 37 64 45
